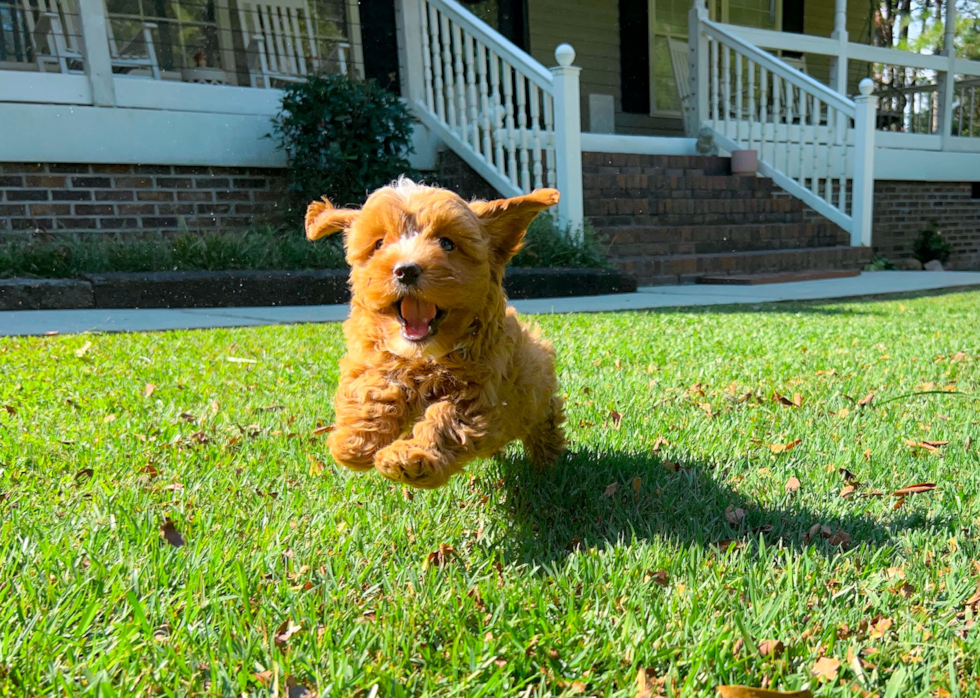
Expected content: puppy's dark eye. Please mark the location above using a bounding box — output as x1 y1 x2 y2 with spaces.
374 239 384 250
439 237 455 252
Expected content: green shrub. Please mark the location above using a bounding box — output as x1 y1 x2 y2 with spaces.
912 220 953 265
864 253 897 271
271 74 417 223
0 229 345 279
511 216 609 269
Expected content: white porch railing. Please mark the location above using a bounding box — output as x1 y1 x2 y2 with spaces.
689 6 877 247
396 0 583 230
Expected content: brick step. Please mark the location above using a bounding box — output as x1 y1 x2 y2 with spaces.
612 246 873 286
587 196 804 223
583 174 776 199
582 153 731 177
597 223 847 256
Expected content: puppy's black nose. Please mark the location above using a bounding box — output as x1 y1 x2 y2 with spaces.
393 263 423 286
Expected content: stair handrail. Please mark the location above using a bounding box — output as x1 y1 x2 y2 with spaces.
689 3 877 246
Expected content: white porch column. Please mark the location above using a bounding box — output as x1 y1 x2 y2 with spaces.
687 0 709 132
78 0 115 106
851 78 877 248
830 0 849 94
938 0 957 146
551 44 584 236
395 0 426 107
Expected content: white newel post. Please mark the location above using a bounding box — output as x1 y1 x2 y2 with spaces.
687 0 708 132
77 0 115 106
851 78 877 248
550 44 584 236
830 0 849 94
395 0 426 107
938 0 957 147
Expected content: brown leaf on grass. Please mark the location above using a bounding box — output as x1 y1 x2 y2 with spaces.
839 467 859 483
636 668 667 698
651 435 668 452
857 391 875 406
144 383 156 398
811 656 841 682
966 436 973 452
74 341 93 358
828 529 851 547
312 424 334 436
423 544 456 570
2 405 16 416
253 670 274 685
274 620 302 647
715 539 744 551
839 485 856 499
785 477 801 493
160 519 185 548
868 617 893 640
773 392 796 407
609 410 623 427
769 439 801 454
402 487 414 501
603 482 620 498
257 405 285 412
644 569 669 587
632 477 642 493
893 497 906 510
74 468 94 482
717 687 812 698
892 483 937 497
906 440 948 454
893 582 916 599
757 639 785 658
162 482 184 492
662 461 685 473
963 581 980 608
725 505 746 526
700 402 715 418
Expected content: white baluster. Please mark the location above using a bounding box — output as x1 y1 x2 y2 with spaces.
747 59 755 153
530 85 543 189
837 110 847 213
810 98 820 197
429 5 445 122
490 52 505 175
722 47 731 138
502 62 518 187
760 67 768 164
478 43 493 164
419 1 434 112
465 33 479 153
710 38 719 127
798 91 808 189
452 23 467 140
735 51 743 141
440 13 456 130
544 92 556 188
971 87 977 136
517 73 530 192
772 74 781 173
824 105 834 204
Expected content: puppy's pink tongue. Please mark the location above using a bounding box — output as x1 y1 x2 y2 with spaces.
400 297 437 340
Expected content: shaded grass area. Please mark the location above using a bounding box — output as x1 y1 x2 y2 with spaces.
0 217 607 279
1 291 979 696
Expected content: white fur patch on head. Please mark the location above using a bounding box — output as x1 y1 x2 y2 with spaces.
388 176 430 199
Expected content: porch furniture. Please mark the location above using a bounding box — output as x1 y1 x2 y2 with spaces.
667 36 697 137
237 0 320 87
24 0 159 78
180 66 229 84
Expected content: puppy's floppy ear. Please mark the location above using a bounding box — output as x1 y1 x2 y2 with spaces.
305 197 359 240
470 188 560 265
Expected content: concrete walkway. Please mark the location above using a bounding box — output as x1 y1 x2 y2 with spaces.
2 271 979 337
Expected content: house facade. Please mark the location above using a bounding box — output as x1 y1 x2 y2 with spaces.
1 0 979 279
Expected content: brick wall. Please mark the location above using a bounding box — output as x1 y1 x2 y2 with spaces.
873 181 980 270
0 163 285 239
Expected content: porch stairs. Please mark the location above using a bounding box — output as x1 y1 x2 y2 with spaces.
585 153 872 285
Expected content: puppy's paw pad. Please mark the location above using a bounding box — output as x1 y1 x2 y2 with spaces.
375 443 445 488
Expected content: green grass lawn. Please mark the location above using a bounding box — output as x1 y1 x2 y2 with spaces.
2 290 979 697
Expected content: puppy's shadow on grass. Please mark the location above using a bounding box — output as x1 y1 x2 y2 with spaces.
494 447 952 565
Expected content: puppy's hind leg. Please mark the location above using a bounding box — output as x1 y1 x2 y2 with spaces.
522 394 566 467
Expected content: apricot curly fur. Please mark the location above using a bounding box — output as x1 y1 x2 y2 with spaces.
308 179 566 489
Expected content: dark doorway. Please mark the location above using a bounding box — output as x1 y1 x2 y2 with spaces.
619 0 650 114
360 0 401 92
783 0 805 33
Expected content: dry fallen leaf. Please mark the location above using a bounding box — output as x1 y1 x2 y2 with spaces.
757 639 785 658
769 439 802 454
253 670 274 685
160 519 185 548
274 620 302 647
632 477 642 493
717 687 812 698
636 668 667 698
651 435 668 452
892 483 937 497
402 487 414 501
785 477 801 494
857 391 875 406
963 580 980 608
906 440 948 454
603 482 620 498
839 485 856 499
144 383 157 398
773 392 796 407
645 569 669 587
828 529 851 547
811 656 841 682
74 468 94 482
609 410 623 427
966 436 973 452
423 544 456 570
312 424 335 436
725 505 746 526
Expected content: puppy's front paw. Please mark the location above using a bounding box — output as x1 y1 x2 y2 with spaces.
328 428 385 472
375 441 449 489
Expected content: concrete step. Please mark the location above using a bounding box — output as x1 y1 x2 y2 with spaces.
611 246 874 286
597 223 847 257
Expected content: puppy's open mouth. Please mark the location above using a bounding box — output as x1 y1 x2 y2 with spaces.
394 296 446 342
